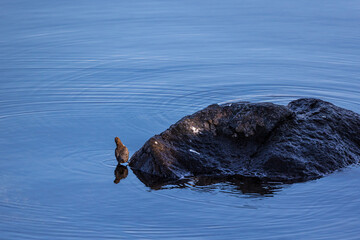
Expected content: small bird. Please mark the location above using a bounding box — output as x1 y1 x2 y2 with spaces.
115 137 129 164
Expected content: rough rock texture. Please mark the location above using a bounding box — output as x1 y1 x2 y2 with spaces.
129 98 360 183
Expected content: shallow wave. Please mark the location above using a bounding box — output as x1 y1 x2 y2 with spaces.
1 68 360 239
1 0 360 238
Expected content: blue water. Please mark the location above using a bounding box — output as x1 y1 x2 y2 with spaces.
1 0 360 239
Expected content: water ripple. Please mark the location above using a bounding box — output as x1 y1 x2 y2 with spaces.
1 0 360 239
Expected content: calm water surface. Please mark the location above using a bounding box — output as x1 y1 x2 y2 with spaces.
1 0 360 239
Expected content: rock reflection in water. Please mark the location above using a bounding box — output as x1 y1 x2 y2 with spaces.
113 152 281 196
114 164 129 184
130 169 282 196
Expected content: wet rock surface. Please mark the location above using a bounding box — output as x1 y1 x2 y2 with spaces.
129 98 360 186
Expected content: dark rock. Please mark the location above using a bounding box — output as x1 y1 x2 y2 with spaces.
129 98 360 185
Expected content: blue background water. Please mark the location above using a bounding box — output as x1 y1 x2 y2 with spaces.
1 0 360 239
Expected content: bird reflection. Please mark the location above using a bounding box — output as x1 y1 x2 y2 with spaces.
114 164 128 184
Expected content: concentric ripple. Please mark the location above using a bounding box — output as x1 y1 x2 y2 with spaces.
1 0 360 239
